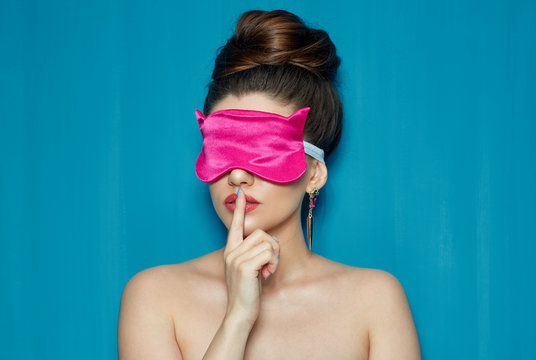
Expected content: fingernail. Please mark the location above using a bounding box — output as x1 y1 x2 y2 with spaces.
272 235 279 242
237 188 241 197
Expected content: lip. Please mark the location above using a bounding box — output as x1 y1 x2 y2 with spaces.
224 192 260 213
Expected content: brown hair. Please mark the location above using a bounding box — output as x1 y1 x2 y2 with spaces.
204 10 343 157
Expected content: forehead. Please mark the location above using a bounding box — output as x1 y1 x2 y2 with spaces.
211 92 297 117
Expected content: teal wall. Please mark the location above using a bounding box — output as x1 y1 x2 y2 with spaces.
1 0 535 359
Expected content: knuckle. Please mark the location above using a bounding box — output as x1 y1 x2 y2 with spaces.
237 261 249 273
225 250 240 267
252 228 265 237
245 233 262 245
262 249 273 259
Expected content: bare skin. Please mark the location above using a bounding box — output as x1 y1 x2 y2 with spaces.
118 93 421 360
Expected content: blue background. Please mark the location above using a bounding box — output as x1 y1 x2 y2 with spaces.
1 0 535 359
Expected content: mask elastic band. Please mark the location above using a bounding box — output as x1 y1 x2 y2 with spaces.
303 141 325 164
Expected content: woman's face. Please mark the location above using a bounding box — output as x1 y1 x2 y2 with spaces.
207 93 313 236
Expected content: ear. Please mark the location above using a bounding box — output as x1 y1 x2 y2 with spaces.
305 159 328 193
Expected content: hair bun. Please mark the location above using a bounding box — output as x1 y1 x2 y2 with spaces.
213 10 340 81
206 10 343 157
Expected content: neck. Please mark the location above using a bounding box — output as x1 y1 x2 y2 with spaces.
260 209 315 290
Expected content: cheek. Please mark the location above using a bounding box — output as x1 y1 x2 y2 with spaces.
270 189 304 214
208 184 231 228
245 187 304 230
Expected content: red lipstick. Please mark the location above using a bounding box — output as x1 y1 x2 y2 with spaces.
224 192 260 213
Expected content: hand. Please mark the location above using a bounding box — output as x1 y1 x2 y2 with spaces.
222 188 280 325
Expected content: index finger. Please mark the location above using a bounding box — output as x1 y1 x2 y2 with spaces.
226 188 245 251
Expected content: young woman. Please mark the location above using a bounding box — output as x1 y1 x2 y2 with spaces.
118 10 421 359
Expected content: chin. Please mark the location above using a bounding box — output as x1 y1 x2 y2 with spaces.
243 217 275 236
243 220 263 236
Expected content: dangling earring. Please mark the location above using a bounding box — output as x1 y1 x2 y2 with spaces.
307 188 319 251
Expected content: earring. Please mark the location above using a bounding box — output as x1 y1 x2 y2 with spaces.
307 188 319 251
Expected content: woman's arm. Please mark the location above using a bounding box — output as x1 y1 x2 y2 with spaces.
118 268 183 360
203 188 280 359
201 310 255 359
367 271 421 360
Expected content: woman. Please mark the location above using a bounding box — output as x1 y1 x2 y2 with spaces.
118 10 421 359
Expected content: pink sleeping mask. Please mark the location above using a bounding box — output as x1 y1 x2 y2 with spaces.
195 107 325 184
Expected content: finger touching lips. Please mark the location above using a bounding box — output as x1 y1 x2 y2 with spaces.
226 188 246 250
224 190 260 213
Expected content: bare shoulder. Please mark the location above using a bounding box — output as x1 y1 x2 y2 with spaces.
121 263 180 299
312 255 405 297
118 264 185 359
312 258 421 359
350 267 407 301
347 267 420 359
118 250 224 360
332 264 412 321
121 249 223 307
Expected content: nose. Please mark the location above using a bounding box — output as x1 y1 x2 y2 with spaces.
228 169 254 187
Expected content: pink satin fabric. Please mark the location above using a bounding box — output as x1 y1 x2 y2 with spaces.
195 107 310 183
